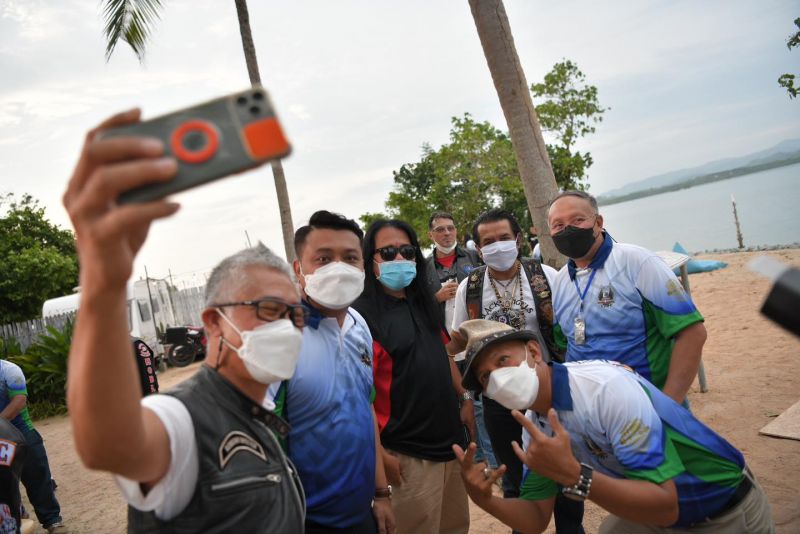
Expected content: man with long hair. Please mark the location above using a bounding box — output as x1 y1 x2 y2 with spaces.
352 219 472 534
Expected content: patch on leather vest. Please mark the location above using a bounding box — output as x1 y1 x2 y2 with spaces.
218 431 267 468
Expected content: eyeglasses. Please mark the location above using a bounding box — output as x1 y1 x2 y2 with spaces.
213 297 309 328
374 244 416 262
432 225 456 234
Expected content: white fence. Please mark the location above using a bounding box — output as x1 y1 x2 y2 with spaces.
1 285 208 354
0 313 75 353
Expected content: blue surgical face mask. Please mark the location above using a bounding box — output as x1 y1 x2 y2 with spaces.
377 260 417 291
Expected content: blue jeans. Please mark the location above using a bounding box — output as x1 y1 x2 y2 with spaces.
471 395 498 468
20 429 61 528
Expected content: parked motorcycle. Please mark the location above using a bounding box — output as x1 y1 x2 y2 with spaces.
163 326 207 368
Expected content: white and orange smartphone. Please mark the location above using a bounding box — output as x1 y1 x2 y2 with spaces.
100 87 291 204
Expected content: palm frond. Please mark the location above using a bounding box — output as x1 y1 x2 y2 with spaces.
102 0 164 62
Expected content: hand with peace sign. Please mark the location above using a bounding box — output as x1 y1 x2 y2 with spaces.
451 442 506 507
510 408 582 487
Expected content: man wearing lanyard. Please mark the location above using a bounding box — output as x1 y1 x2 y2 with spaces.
547 190 707 403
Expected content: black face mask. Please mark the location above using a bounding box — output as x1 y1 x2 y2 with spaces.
552 225 598 259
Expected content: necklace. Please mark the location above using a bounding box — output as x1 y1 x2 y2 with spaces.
488 262 525 330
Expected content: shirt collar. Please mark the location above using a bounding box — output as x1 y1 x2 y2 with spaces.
302 299 323 330
568 231 613 281
549 362 573 411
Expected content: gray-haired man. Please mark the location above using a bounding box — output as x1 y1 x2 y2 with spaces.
64 109 306 533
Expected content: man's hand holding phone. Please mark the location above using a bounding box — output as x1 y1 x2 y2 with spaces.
63 108 180 293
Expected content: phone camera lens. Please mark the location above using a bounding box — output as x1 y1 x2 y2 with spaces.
237 96 248 106
249 106 261 115
252 91 264 101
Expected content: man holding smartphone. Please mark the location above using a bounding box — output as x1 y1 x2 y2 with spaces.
63 109 305 532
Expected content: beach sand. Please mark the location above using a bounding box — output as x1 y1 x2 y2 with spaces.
23 248 800 533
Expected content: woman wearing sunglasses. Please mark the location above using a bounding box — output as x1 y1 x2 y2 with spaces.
352 219 473 534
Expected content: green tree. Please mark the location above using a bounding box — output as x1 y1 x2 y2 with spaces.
101 0 298 261
0 194 79 323
365 114 530 248
778 17 800 99
531 59 607 191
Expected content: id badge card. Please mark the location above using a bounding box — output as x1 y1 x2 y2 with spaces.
574 315 586 345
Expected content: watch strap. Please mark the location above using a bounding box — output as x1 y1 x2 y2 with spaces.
561 463 593 501
374 485 392 499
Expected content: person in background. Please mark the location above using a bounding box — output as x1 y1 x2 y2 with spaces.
423 211 495 470
455 319 774 534
547 190 707 404
353 219 471 534
265 210 395 534
0 359 64 533
131 338 159 396
0 407 28 533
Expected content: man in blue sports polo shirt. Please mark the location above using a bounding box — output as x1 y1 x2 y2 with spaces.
266 210 395 534
547 191 707 403
454 319 774 533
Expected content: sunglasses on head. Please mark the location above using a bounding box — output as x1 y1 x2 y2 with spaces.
375 244 416 262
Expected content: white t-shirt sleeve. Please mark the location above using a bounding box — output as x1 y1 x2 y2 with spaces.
114 394 199 521
450 277 470 333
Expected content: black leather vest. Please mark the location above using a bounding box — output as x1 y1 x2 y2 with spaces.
128 366 305 533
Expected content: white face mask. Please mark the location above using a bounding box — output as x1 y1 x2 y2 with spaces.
218 312 303 385
435 241 457 255
480 239 519 271
485 355 539 411
302 261 365 310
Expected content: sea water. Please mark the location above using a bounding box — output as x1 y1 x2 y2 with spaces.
598 163 800 253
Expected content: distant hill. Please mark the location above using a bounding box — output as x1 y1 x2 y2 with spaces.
598 139 800 203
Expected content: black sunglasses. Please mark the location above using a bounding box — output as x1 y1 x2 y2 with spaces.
374 244 416 262
213 297 309 328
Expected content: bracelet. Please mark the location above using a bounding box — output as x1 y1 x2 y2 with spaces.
460 391 474 404
374 485 392 499
561 463 593 501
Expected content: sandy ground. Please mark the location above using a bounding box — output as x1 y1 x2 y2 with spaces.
22 249 800 533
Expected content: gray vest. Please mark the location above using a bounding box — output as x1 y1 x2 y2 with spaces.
128 366 305 533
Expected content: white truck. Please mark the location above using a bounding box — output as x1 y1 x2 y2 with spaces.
42 279 177 359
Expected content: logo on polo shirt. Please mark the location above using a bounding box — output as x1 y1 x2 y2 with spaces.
218 431 267 469
582 435 608 459
666 279 688 301
597 284 615 308
360 346 372 367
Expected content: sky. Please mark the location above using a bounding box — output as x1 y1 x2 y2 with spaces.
1 0 798 286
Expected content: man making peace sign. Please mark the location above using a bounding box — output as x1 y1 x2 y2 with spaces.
452 319 774 533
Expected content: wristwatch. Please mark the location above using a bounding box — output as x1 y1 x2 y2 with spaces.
460 390 474 404
374 485 392 500
561 463 593 501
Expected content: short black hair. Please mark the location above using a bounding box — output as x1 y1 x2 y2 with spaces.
547 190 599 217
428 211 455 229
294 210 364 256
471 208 523 247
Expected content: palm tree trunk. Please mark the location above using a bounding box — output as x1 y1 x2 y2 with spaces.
235 0 296 262
468 0 565 268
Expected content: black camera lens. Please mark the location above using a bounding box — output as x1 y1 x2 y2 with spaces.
252 91 264 101
249 106 261 115
236 96 248 106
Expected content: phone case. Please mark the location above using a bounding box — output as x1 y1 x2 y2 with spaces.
100 87 291 204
